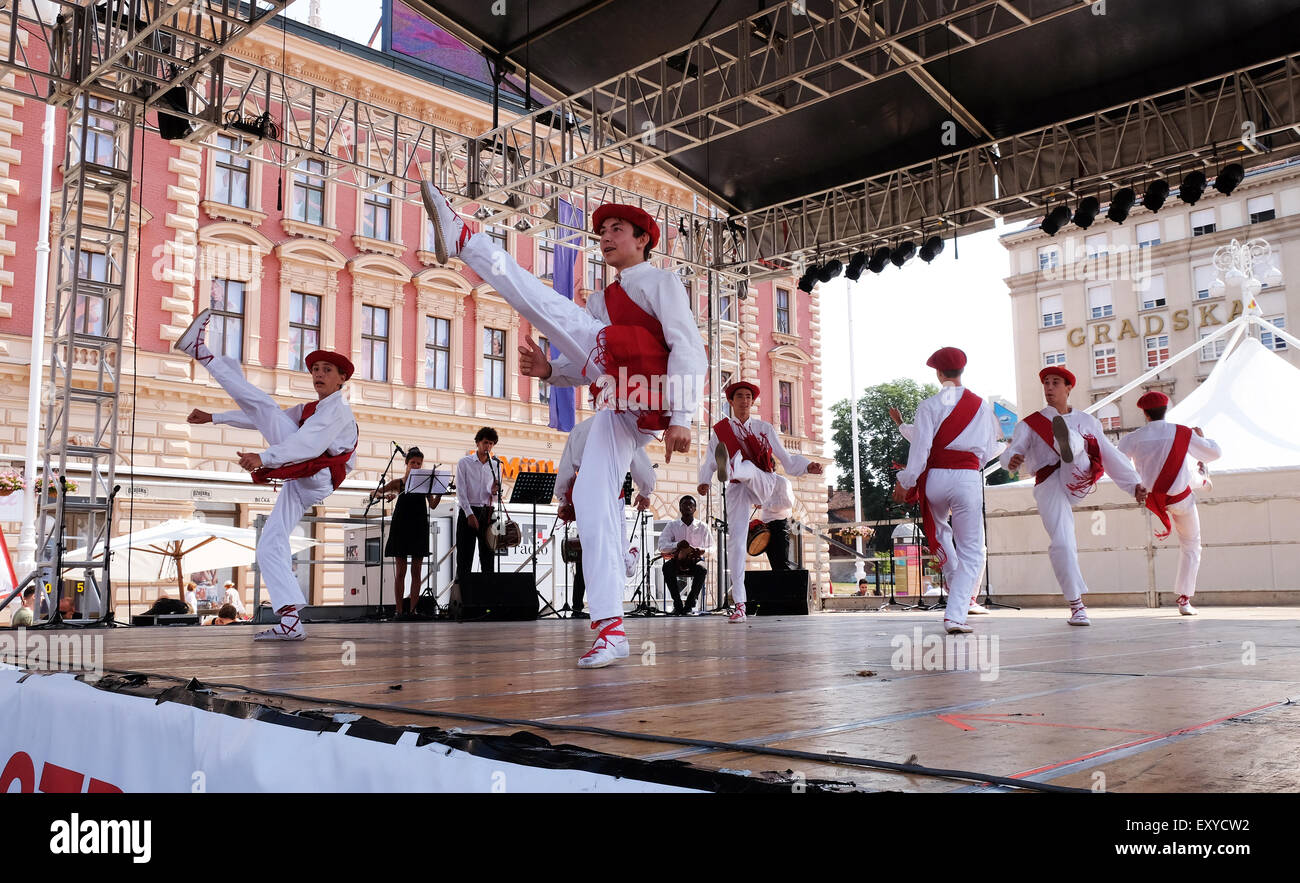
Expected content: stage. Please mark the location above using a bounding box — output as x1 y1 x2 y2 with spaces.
4 606 1297 793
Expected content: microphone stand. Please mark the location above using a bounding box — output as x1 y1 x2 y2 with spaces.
365 443 402 620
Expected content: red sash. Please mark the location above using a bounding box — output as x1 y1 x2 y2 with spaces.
906 390 982 567
252 400 356 490
714 418 775 473
588 280 672 432
1144 424 1193 539
1023 412 1104 493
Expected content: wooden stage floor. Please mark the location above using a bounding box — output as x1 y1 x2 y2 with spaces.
89 607 1300 792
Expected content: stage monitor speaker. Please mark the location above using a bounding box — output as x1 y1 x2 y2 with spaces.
453 573 537 621
745 569 809 616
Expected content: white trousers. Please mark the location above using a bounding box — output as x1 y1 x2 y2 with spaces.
461 232 641 622
1032 424 1097 604
206 356 329 612
1166 495 1202 598
922 469 985 625
724 456 794 605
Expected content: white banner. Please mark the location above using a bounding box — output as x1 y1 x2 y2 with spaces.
0 669 696 794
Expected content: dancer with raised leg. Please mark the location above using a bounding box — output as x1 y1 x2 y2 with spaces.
422 183 706 667
178 310 358 641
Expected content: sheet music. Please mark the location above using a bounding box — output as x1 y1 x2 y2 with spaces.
406 469 451 495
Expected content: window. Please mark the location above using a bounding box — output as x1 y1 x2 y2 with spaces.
586 253 606 291
537 336 550 404
1087 284 1113 319
483 327 506 398
1144 334 1169 369
1136 221 1161 249
209 279 245 361
1190 209 1216 237
1199 329 1226 362
82 97 118 167
289 292 321 371
1097 403 1122 433
1038 245 1061 271
1248 195 1276 224
776 288 791 334
537 230 555 280
779 381 793 435
720 371 732 418
1140 274 1166 311
486 225 508 251
1040 294 1064 328
424 316 451 390
212 134 250 208
290 158 326 226
1261 316 1288 351
1085 233 1109 261
360 305 389 382
1093 344 1117 377
361 177 392 241
719 291 734 322
1043 351 1067 367
74 251 107 336
1193 265 1216 300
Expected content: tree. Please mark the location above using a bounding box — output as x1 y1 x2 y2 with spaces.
830 378 938 523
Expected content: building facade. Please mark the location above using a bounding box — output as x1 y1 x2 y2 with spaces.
1001 161 1299 430
0 22 827 610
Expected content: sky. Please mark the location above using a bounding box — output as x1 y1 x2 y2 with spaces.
288 3 1022 474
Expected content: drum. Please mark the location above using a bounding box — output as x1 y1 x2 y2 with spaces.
746 518 770 556
487 512 522 550
561 537 583 563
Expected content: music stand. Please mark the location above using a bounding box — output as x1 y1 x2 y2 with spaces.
509 471 559 617
406 468 451 496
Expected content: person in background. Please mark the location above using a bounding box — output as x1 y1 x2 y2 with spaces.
455 427 500 585
855 578 869 597
372 446 445 619
184 581 199 613
204 603 240 626
222 580 246 619
10 587 35 627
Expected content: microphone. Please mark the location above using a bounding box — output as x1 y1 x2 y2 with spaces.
393 441 405 456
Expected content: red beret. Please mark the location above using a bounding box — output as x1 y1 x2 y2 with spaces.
1137 391 1169 410
1038 366 1076 387
724 380 760 400
926 346 967 372
592 204 660 249
305 349 355 380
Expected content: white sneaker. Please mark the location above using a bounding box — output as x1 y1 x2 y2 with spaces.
1052 415 1074 464
624 547 639 579
175 308 214 364
728 603 747 623
968 602 989 615
420 181 470 265
253 609 305 641
1067 606 1091 626
577 617 629 668
1177 595 1198 616
944 619 974 634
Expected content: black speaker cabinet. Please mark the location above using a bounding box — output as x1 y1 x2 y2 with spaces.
745 569 809 616
452 573 538 621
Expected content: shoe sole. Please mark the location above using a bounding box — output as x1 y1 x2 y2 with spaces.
1179 609 1197 616
968 608 989 615
422 182 450 266
714 442 729 482
1067 620 1091 627
175 308 211 356
253 634 306 641
1052 415 1074 464
577 645 629 668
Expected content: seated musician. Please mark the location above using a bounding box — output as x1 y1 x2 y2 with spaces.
657 495 712 615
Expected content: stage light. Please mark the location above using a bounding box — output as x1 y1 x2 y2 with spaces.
1040 205 1071 236
919 236 945 263
1071 197 1100 229
1142 180 1170 212
868 246 892 274
845 251 869 281
1214 162 1245 196
797 269 818 292
1106 187 1136 224
474 206 492 220
514 218 532 232
890 241 916 267
817 259 843 283
1179 170 1207 205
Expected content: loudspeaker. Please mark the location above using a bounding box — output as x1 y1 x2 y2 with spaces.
452 573 537 621
745 569 809 616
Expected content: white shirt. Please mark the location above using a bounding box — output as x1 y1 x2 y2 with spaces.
547 261 707 428
898 386 1004 490
554 416 656 503
697 415 811 486
658 518 713 558
215 389 358 474
223 586 246 616
1117 420 1222 496
455 453 497 515
184 589 197 611
1000 406 1143 495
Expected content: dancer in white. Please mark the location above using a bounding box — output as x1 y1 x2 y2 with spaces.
1117 391 1222 615
697 381 823 622
892 348 1003 634
1001 367 1146 625
423 183 706 667
178 310 358 641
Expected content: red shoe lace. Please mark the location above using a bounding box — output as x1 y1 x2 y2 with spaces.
581 617 625 658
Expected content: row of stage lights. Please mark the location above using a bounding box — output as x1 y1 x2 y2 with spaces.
1040 162 1247 236
797 234 946 292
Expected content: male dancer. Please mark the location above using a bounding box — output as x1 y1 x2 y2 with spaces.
1117 391 1222 615
1001 367 1146 625
455 427 501 585
179 309 358 641
658 495 712 615
423 184 706 667
892 348 1003 634
696 381 823 622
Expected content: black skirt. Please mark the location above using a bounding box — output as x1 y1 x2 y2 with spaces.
385 493 430 558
